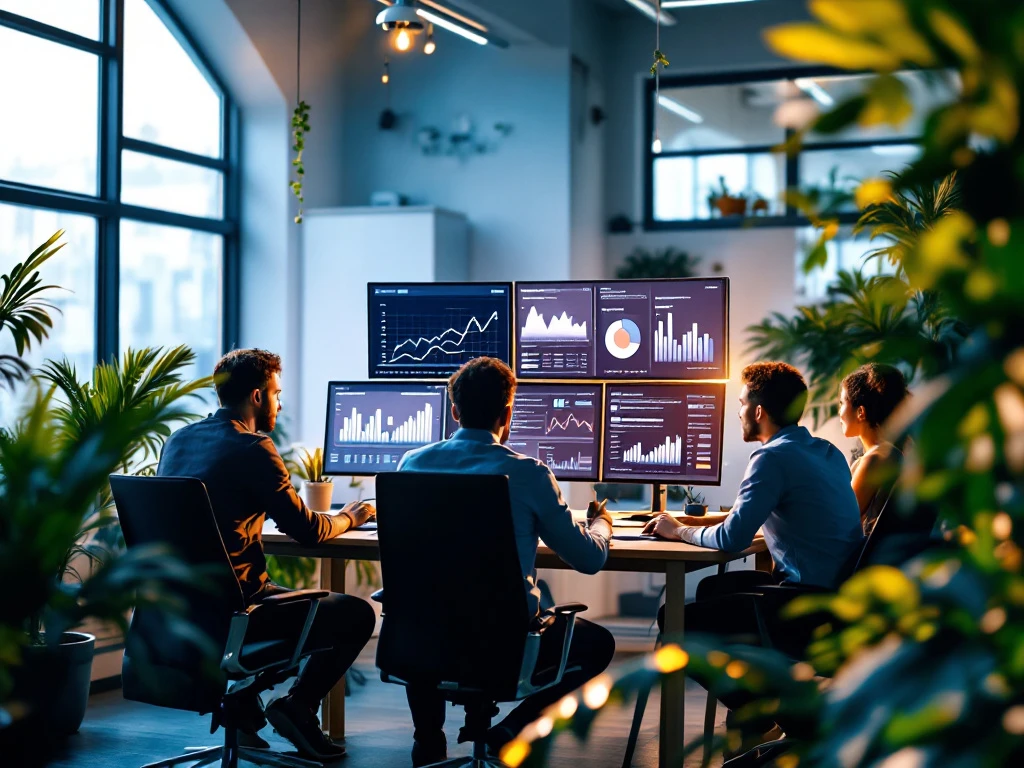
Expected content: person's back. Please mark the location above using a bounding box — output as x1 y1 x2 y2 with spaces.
393 357 615 767
750 425 864 586
399 428 608 615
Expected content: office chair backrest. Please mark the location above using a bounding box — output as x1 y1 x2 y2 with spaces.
854 491 938 573
375 472 531 699
110 474 245 713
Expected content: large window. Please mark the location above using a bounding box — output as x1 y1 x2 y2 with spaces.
0 0 238 406
645 69 957 229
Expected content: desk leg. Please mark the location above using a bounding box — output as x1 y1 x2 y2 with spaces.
318 557 347 741
659 562 686 768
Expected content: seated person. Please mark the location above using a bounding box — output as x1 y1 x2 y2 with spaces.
645 361 864 611
398 357 615 766
644 362 864 751
157 348 375 761
839 363 909 534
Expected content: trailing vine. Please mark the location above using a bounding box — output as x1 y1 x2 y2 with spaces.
291 100 310 224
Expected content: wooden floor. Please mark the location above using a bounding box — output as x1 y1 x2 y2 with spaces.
52 642 725 768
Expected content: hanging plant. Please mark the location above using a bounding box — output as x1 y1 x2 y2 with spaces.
650 48 669 76
291 100 310 224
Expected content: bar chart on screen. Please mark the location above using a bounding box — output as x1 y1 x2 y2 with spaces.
653 313 715 364
337 400 435 444
622 435 684 466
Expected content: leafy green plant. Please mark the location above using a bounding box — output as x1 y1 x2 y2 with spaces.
683 486 705 506
650 48 669 77
0 231 64 390
290 100 310 224
29 346 214 644
298 446 330 484
615 247 701 280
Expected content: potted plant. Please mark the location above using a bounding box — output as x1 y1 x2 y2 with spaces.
708 176 747 217
683 486 707 516
615 247 701 280
299 447 333 511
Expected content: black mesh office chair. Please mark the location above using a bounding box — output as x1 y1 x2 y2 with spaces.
374 472 587 768
111 475 331 768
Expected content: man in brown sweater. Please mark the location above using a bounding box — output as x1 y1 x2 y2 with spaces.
159 348 374 761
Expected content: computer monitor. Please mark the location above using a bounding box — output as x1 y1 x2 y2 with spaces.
601 383 725 485
506 384 602 482
323 382 447 475
515 278 728 380
368 282 513 379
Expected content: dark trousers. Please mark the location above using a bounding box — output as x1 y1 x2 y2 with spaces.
657 570 777 639
254 584 376 710
405 617 615 747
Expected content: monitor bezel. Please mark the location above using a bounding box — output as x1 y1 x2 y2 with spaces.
508 382 604 483
514 276 730 381
366 281 515 380
599 381 727 486
322 380 450 477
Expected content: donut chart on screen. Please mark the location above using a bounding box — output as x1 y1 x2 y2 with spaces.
604 319 641 359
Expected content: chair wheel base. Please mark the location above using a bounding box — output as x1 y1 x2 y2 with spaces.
422 758 508 768
140 745 323 768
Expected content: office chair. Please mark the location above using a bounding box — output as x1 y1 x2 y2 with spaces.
110 475 332 768
622 489 939 768
373 472 587 768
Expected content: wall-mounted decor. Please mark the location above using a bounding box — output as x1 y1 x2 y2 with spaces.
415 114 512 160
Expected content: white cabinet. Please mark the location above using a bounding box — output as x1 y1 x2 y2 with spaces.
298 207 469 447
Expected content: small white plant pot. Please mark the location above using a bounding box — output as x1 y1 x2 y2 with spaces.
304 481 334 512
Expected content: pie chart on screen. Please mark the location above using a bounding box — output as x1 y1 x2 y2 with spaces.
605 319 641 359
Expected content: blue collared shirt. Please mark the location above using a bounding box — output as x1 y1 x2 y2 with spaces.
397 428 611 615
680 425 864 588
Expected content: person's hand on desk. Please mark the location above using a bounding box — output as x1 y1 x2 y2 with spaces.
642 514 689 541
586 499 613 532
337 500 375 530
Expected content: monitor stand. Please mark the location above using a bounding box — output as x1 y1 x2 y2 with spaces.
650 483 667 514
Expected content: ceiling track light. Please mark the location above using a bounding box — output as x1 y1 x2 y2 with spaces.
376 0 424 32
373 0 508 47
423 23 436 54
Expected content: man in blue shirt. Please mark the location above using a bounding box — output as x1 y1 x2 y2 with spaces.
645 361 864 590
398 357 616 766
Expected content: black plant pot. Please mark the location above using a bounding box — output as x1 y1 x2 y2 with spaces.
13 632 96 735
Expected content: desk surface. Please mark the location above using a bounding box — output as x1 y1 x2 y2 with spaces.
262 520 766 573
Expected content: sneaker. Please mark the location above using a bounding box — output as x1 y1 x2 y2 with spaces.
411 738 447 767
265 694 347 761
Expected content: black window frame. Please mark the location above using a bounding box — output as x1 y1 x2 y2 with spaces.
642 66 923 232
0 0 240 364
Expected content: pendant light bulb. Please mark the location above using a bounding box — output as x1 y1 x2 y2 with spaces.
382 57 390 84
424 24 436 55
652 137 663 154
395 28 412 51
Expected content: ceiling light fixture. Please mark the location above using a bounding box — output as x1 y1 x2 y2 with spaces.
658 95 704 123
395 28 413 51
794 78 835 107
376 0 424 32
417 8 487 45
623 0 677 26
423 23 436 54
662 0 761 7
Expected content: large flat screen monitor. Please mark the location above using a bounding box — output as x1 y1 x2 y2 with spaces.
601 383 726 485
515 278 728 380
368 282 513 379
323 382 447 475
506 383 603 482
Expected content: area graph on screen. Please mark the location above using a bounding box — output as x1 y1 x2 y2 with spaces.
520 306 589 340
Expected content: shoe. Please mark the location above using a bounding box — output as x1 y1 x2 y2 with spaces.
265 694 347 761
238 729 271 750
411 738 447 767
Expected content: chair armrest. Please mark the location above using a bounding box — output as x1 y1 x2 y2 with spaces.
551 602 588 615
370 589 384 604
257 589 329 605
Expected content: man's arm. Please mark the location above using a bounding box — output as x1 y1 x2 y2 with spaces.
533 468 610 575
672 451 782 551
246 437 351 545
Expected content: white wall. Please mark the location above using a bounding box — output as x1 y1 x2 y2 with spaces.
338 2 573 282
